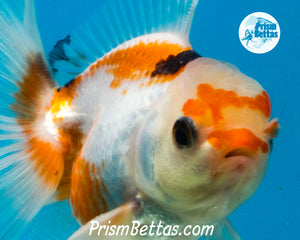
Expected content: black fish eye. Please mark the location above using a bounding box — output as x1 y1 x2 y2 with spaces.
172 117 198 149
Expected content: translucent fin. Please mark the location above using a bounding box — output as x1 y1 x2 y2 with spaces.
0 1 64 239
205 219 241 240
21 201 80 240
68 200 141 240
49 0 199 83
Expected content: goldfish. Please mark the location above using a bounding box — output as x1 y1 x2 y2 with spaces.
0 0 279 239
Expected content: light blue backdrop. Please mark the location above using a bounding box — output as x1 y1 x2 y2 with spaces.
18 0 300 239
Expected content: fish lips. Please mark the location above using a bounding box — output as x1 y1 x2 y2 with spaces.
212 148 260 181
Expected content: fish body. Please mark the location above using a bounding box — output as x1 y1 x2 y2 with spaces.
0 0 279 239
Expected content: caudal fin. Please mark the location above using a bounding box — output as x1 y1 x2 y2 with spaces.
0 1 65 239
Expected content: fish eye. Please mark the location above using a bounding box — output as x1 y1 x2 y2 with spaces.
172 117 198 149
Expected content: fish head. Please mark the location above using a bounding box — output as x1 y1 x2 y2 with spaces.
134 57 279 223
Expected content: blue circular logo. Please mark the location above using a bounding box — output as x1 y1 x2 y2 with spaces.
239 12 280 54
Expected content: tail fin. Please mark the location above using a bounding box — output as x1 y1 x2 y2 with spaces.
0 1 64 239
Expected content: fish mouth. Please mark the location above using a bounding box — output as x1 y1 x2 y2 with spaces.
213 147 257 177
225 147 254 159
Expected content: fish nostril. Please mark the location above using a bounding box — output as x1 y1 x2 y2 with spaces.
225 148 254 158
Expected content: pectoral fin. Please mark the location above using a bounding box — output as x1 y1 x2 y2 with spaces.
205 218 240 240
68 200 141 240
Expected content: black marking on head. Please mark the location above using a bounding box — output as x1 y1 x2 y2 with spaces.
151 50 201 77
49 35 71 73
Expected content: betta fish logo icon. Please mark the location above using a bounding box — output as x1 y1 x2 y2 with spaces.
239 12 280 54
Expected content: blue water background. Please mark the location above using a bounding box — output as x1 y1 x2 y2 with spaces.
19 0 300 239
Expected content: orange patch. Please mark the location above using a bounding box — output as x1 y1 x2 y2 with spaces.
11 54 56 121
55 123 84 201
10 54 85 194
84 41 190 89
70 157 108 225
10 54 65 187
182 84 271 125
21 120 83 194
27 137 64 187
208 128 269 154
49 41 189 103
49 75 83 116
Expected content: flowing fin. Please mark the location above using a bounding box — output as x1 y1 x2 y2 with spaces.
205 219 240 240
0 1 65 239
68 200 141 240
49 0 199 83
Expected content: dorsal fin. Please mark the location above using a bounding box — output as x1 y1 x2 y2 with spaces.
49 0 199 83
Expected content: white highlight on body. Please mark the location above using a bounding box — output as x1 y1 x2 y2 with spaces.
44 101 78 138
75 65 169 166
